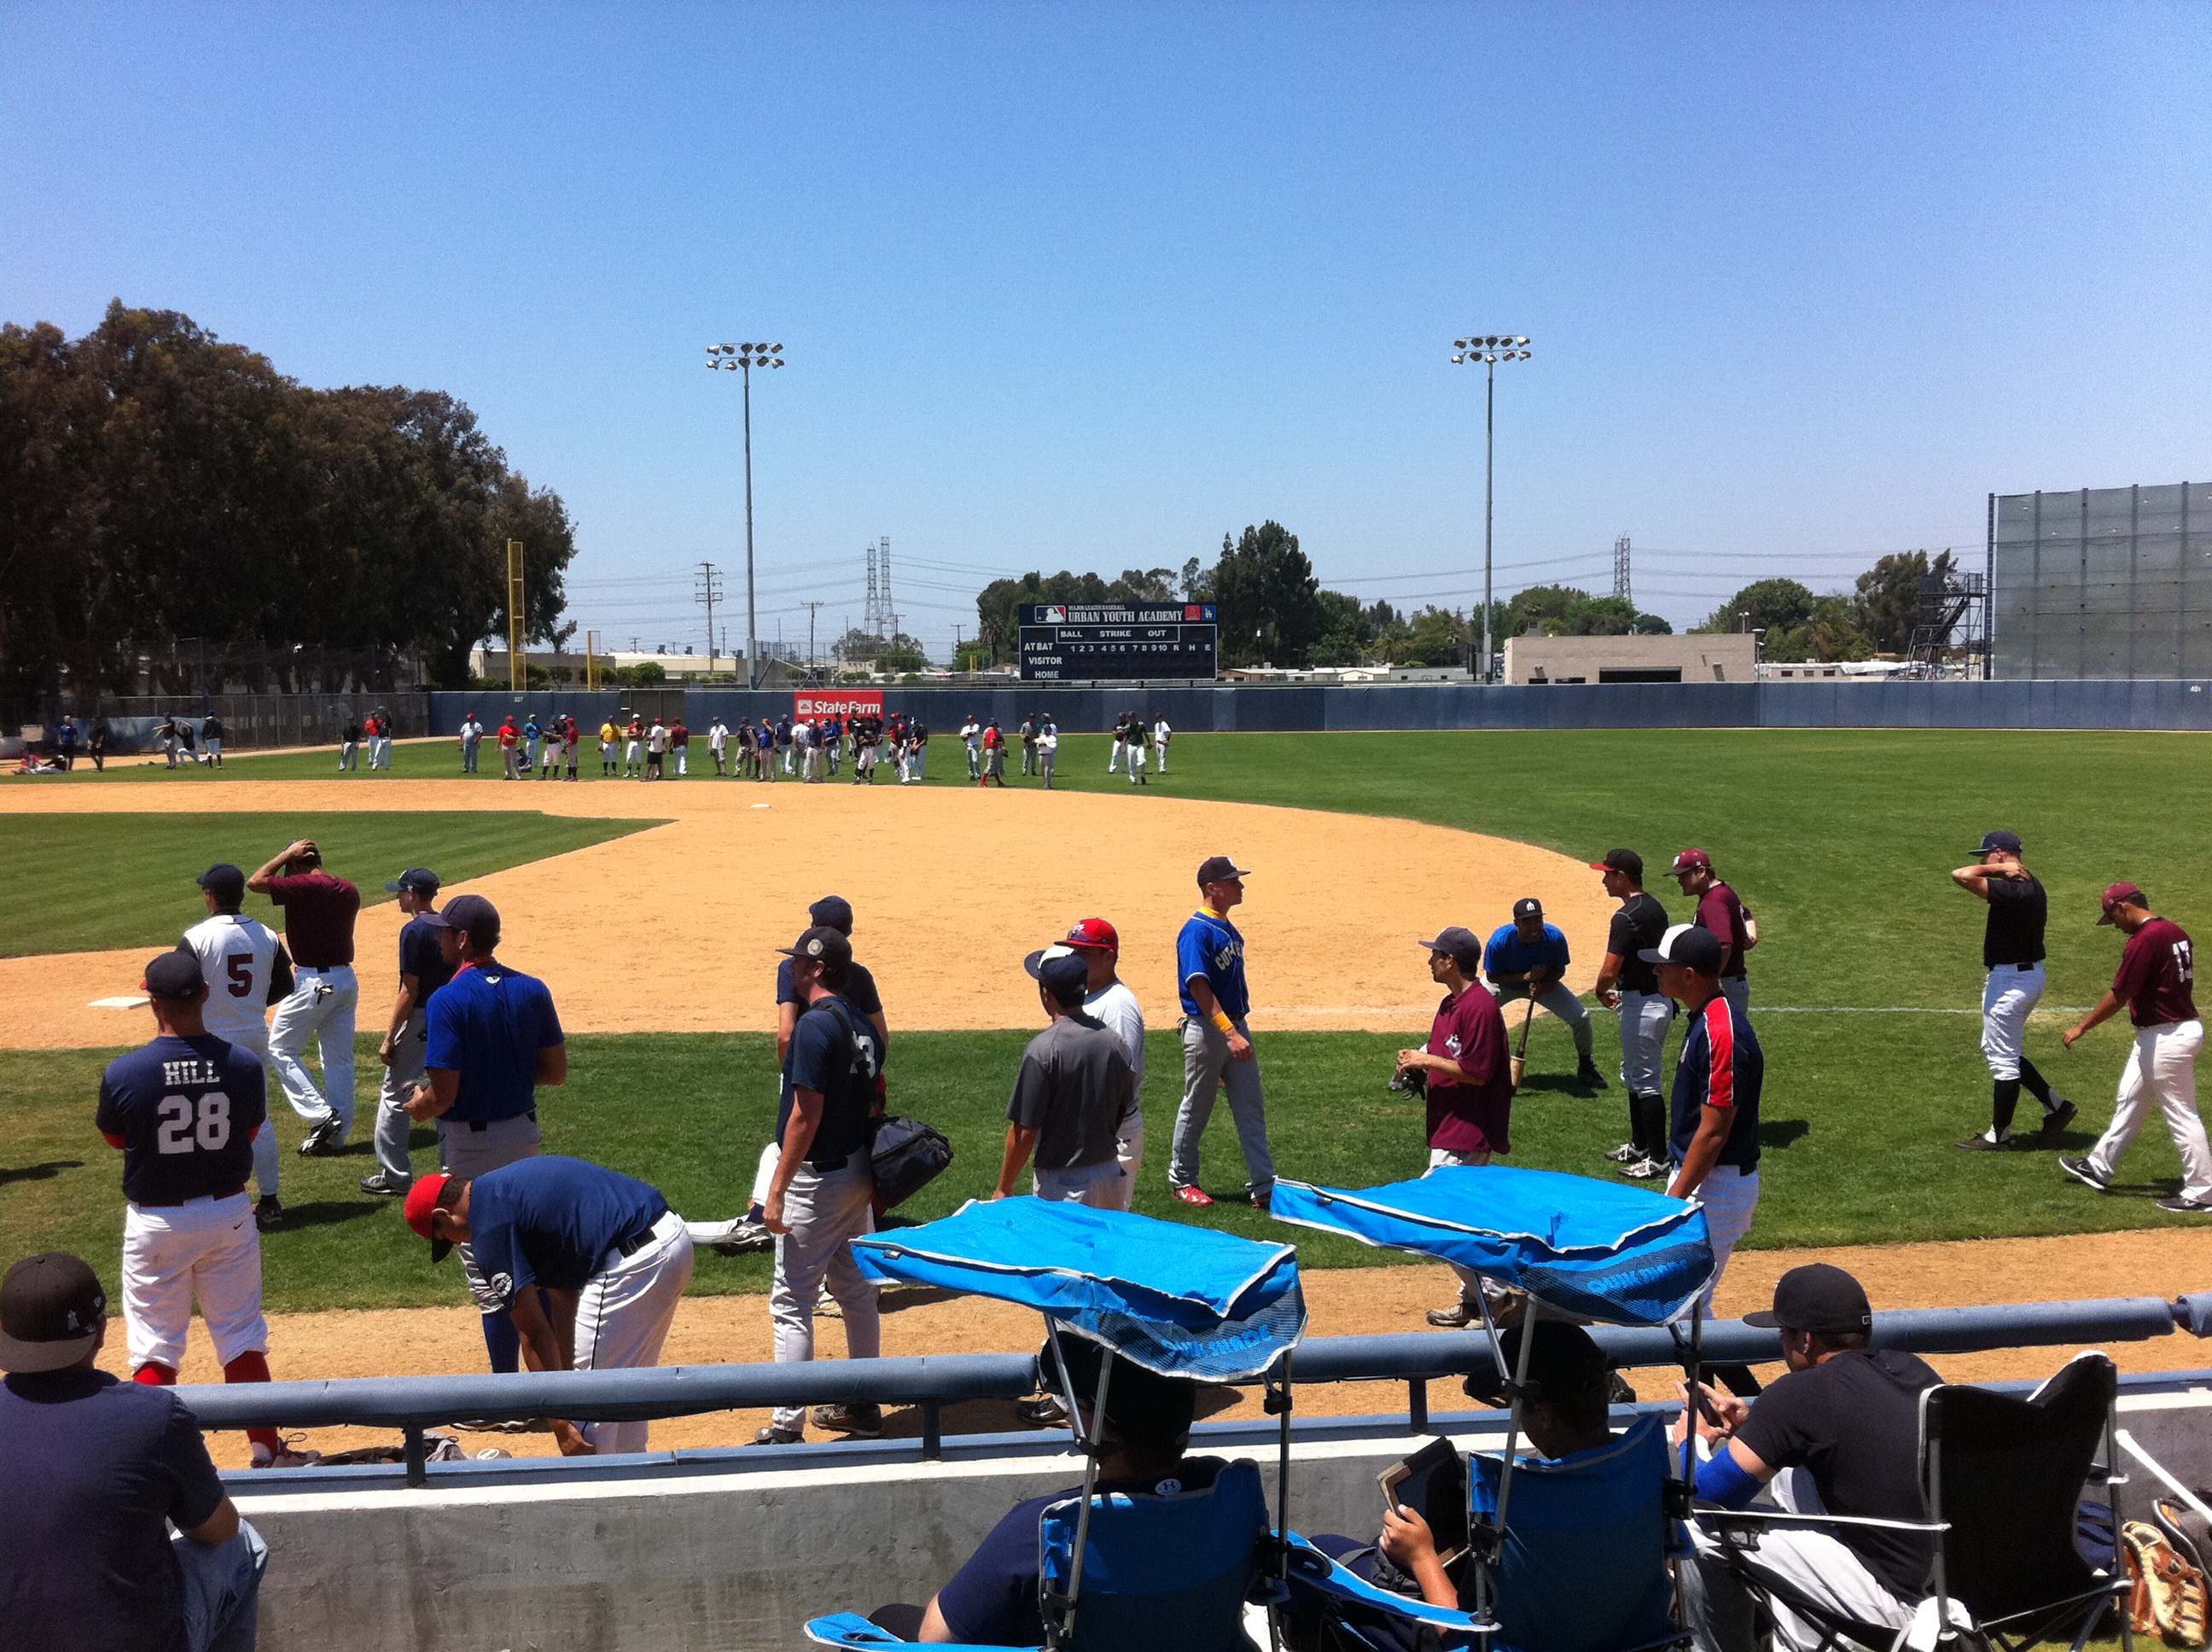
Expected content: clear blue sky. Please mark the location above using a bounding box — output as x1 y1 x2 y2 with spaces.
7 3 2209 659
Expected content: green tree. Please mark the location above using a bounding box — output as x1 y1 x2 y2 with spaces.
1855 550 1955 654
1696 578 1819 636
1399 605 1467 667
1214 521 1323 667
876 644 928 673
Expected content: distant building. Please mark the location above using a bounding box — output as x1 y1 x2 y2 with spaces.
1503 633 1756 686
471 648 788 686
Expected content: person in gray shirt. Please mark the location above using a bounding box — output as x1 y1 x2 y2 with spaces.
993 952 1134 1207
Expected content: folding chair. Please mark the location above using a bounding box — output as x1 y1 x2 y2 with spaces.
1702 1351 2130 1652
805 1457 1275 1651
1276 1416 1689 1652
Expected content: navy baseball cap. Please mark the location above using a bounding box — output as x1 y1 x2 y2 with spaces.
779 926 853 969
196 863 246 902
808 896 855 934
1196 855 1250 886
1639 922 1724 973
1511 897 1544 921
1976 830 2023 857
1590 848 1643 878
1745 1264 1872 1335
1417 927 1483 966
0 1253 108 1373
385 868 440 895
143 951 207 1001
1038 951 1090 1008
425 893 499 939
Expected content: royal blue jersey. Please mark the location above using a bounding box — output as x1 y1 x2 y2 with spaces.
1482 922 1571 982
425 958 564 1123
464 1155 668 1301
96 1035 267 1205
1176 909 1250 1020
1669 994 1763 1172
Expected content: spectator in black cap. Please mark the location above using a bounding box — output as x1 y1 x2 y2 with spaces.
1949 829 2073 1150
993 951 1135 1206
1399 927 1516 1328
1483 896 1604 1090
0 1250 270 1652
1591 848 1674 1178
1170 854 1276 1209
755 924 890 1446
1678 1265 1940 1652
362 869 452 1197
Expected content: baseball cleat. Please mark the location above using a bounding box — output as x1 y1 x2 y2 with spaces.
1952 1133 2010 1151
1249 1187 1272 1212
1015 1393 1071 1427
358 1172 410 1195
253 1195 282 1231
2155 1195 2212 1213
709 1220 771 1257
1619 1155 1667 1180
297 1117 346 1157
1575 1063 1610 1091
2059 1155 2112 1192
1603 1143 1639 1164
1425 1302 1477 1329
751 1426 805 1446
808 1402 884 1438
1172 1184 1214 1207
2040 1098 2079 1140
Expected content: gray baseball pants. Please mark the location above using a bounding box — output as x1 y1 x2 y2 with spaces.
1170 1016 1274 1197
371 1009 429 1184
770 1147 881 1432
1493 980 1596 1064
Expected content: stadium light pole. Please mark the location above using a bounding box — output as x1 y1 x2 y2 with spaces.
1450 335 1533 682
704 341 786 688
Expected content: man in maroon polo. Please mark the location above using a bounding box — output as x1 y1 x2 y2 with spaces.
248 838 363 1165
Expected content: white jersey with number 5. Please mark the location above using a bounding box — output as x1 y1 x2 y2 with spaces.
181 912 280 1047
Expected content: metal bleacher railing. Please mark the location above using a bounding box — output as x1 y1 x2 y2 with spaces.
178 1292 2212 1487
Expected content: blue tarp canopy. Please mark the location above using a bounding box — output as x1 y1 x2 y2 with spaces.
852 1201 1306 1381
1269 1167 1714 1328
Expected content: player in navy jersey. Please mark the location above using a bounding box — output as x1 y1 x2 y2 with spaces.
97 951 311 1467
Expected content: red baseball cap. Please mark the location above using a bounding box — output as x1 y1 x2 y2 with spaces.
404 1173 463 1263
1670 849 1712 875
2098 882 2146 925
1063 917 1119 951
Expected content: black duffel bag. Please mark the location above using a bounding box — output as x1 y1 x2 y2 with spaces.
870 1115 953 1209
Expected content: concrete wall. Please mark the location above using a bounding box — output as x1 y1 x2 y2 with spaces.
1502 633 1758 686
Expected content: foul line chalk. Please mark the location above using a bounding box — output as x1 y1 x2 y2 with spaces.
89 996 149 1009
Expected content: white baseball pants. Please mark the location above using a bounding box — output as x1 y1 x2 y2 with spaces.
1687 1165 1761 1312
2087 1019 2211 1203
1685 1467 1911 1652
1033 1160 1124 1206
123 1193 268 1370
212 1027 280 1197
267 964 358 1137
769 1149 880 1432
1980 963 2045 1081
573 1210 695 1453
1127 745 1146 782
1109 1112 1144 1212
372 1009 429 1183
1426 1147 1495 1306
1155 739 1167 773
1106 742 1121 773
1616 989 1676 1095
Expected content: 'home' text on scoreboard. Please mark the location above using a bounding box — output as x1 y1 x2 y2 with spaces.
1017 603 1220 682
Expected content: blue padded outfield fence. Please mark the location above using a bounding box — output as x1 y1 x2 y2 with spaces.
183 1291 2211 1486
421 678 2212 737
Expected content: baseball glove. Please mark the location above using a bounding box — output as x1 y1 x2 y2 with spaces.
2125 1518 2209 1647
1388 1066 1428 1098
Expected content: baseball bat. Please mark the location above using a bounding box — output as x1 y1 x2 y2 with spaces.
1510 996 1536 1088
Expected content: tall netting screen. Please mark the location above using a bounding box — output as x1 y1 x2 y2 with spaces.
1993 483 2212 679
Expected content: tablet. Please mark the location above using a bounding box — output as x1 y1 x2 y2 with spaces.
1378 1435 1470 1566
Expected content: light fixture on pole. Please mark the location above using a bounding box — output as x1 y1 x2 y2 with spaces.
1448 334 1533 683
704 341 787 689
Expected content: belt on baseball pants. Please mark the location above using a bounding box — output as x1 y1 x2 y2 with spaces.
137 1186 246 1207
463 1109 538 1132
597 1212 674 1271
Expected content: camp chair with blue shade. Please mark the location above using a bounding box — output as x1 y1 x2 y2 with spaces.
804 1201 1307 1652
1269 1167 1714 1651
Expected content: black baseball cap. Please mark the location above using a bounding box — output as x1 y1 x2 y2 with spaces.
1744 1264 1873 1335
1511 897 1544 921
808 896 855 934
1040 1334 1196 1453
424 893 499 940
1038 951 1091 1008
1976 829 2023 857
1417 927 1483 966
1196 855 1250 887
385 868 440 895
1590 848 1643 878
1638 922 1724 973
196 863 246 903
0 1252 108 1372
779 926 853 969
143 952 207 1001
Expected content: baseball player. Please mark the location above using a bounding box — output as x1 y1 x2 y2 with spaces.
979 719 1007 786
360 869 453 1197
642 716 665 779
769 716 789 774
1024 919 1145 1208
598 715 620 777
249 838 361 1157
757 925 889 1444
1951 829 2074 1150
498 714 521 778
521 714 542 774
1484 897 1604 1088
1126 718 1150 785
99 952 313 1468
623 715 645 778
1591 848 1673 1178
563 712 582 779
399 893 565 1374
994 952 1134 1207
460 711 484 773
852 716 879 782
1038 722 1058 788
670 714 690 777
154 712 178 768
178 864 292 1230
759 718 781 782
1106 713 1126 774
1169 855 1276 1209
337 716 360 771
708 715 730 776
1152 713 1172 773
2060 883 2212 1212
405 1155 695 1454
1018 713 1039 776
200 712 224 767
539 713 566 781
1669 850 1755 1009
960 713 982 779
907 715 928 780
824 713 843 777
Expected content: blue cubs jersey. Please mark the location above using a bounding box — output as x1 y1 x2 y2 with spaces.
1177 909 1250 1020
96 1034 267 1204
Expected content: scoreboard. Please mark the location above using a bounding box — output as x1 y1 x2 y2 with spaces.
1017 602 1219 682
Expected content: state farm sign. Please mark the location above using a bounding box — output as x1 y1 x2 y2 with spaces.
794 690 883 718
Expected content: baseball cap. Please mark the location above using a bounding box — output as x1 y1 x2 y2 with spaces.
1744 1263 1872 1335
404 1173 468 1265
1590 848 1643 879
1493 1320 1613 1399
1639 922 1724 973
1023 942 1077 980
1063 917 1119 951
196 863 246 903
384 868 440 895
424 893 499 940
1196 855 1251 887
1038 951 1091 1008
1511 897 1544 922
2098 881 2147 925
1669 849 1713 876
1039 1335 1196 1453
1417 927 1484 966
1976 830 2023 857
0 1252 108 1372
779 926 853 969
143 951 206 1001
808 895 856 934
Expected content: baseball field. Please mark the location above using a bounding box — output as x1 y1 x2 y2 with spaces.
5 724 2209 1461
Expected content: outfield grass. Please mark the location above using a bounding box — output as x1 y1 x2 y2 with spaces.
0 811 664 956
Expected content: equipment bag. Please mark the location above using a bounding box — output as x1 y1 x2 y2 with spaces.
870 1115 953 1209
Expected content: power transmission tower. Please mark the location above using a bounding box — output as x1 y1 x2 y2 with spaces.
864 543 882 637
800 600 826 670
1612 535 1633 609
878 537 894 640
695 561 725 672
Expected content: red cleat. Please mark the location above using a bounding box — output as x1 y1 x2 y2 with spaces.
1173 1184 1214 1207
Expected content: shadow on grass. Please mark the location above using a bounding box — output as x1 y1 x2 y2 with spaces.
1759 1120 1810 1149
1514 1073 1606 1097
269 1200 385 1230
0 1160 83 1187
